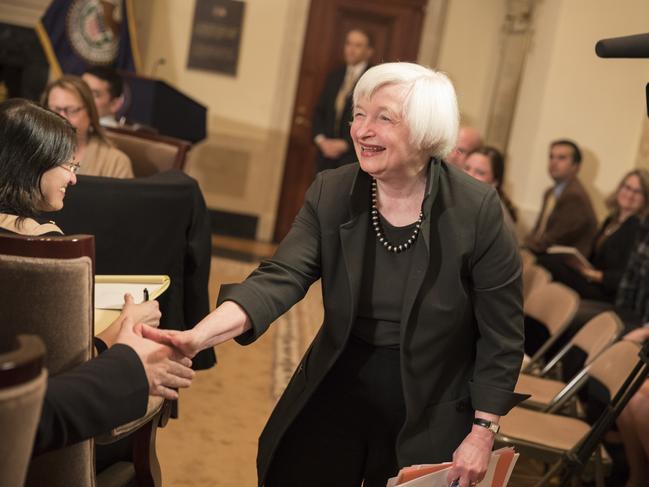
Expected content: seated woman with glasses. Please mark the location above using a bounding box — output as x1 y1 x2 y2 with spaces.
0 97 193 456
463 146 518 237
41 75 133 178
537 169 649 303
0 98 81 236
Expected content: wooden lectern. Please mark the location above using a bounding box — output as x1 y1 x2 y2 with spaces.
119 72 207 143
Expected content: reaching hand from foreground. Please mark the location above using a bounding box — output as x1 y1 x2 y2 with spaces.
117 317 195 400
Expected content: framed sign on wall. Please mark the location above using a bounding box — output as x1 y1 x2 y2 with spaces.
187 0 245 76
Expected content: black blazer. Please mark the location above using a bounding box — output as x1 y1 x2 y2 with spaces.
34 344 148 456
312 65 369 170
218 161 527 485
591 214 642 294
51 171 215 370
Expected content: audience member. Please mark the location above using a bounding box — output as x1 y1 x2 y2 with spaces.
524 139 597 256
463 146 518 234
446 125 483 168
82 66 124 128
538 169 649 302
41 76 134 178
616 326 649 487
0 98 193 454
564 221 649 351
312 28 373 172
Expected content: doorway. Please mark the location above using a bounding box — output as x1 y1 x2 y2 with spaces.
273 0 428 241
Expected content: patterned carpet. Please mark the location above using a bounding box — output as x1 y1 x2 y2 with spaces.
156 256 549 486
157 256 322 486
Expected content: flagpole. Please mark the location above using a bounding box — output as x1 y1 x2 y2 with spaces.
125 0 142 74
35 21 63 79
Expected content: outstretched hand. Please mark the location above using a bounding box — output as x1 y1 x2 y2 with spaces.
116 318 195 400
139 327 202 359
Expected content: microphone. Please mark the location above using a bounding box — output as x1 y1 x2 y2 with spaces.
595 33 649 58
150 57 166 77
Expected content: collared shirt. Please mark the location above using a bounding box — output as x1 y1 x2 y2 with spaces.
553 180 569 199
346 61 368 83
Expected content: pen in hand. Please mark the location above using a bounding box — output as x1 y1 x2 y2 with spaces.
143 287 149 302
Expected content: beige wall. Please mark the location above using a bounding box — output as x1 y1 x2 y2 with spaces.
435 0 505 132
435 0 649 233
134 0 309 240
509 0 649 231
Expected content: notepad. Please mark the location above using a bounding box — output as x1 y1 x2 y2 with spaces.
94 275 170 334
546 245 593 270
386 447 519 487
95 275 170 309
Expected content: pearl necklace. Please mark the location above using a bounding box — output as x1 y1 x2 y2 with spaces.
370 178 423 253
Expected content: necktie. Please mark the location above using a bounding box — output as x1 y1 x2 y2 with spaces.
535 191 556 238
334 68 356 135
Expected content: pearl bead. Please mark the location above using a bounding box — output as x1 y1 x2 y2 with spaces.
370 178 423 254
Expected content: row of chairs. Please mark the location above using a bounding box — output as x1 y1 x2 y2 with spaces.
495 251 649 486
0 233 169 487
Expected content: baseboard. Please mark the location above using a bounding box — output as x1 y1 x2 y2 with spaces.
208 209 258 239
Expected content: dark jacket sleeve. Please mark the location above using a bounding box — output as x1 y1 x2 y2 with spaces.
218 175 324 345
33 344 148 456
469 189 529 415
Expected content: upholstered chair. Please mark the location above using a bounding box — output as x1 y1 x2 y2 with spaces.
0 335 47 487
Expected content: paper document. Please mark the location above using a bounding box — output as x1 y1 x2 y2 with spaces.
386 448 519 487
95 275 170 309
546 245 593 270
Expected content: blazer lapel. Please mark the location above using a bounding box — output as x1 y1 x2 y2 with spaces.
340 169 370 324
400 159 440 329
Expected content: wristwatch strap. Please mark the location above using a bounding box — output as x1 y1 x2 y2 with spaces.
473 417 500 434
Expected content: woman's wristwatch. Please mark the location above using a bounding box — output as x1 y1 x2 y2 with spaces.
473 418 500 434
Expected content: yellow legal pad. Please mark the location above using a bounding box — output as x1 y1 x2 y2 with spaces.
94 275 170 334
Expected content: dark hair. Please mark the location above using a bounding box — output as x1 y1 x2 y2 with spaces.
0 98 76 219
41 75 109 144
83 66 124 99
468 145 518 222
551 139 582 165
605 169 649 220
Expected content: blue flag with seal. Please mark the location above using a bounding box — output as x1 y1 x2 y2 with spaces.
36 0 141 77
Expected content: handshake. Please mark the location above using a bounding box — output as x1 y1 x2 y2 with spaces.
99 293 205 400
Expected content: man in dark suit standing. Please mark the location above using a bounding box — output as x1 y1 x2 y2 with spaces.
524 139 598 255
312 29 373 172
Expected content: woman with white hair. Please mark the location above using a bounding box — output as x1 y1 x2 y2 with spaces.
145 62 526 487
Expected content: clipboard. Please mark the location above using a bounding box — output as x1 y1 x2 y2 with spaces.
94 275 170 334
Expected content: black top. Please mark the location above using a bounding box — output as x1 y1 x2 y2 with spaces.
590 214 642 293
353 216 419 347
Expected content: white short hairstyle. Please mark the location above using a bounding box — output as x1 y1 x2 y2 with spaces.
353 62 459 159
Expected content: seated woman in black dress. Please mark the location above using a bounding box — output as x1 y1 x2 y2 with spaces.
537 169 649 302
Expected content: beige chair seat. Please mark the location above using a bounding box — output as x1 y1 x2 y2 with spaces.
499 406 591 452
515 374 565 408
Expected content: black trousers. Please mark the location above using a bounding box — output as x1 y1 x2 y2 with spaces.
266 336 406 487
